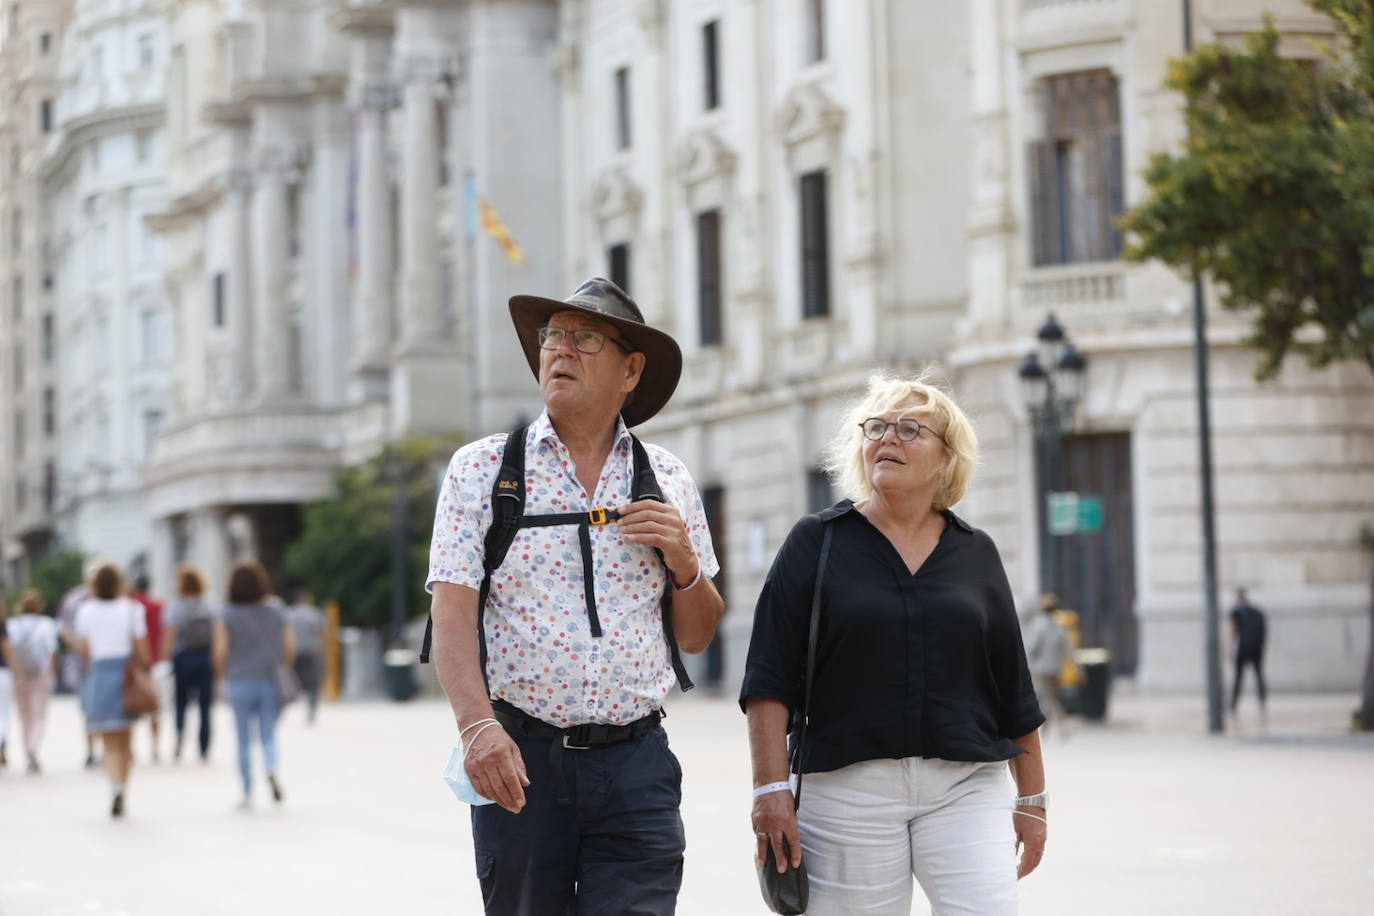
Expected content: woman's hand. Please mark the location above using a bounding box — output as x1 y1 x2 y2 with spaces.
752 789 803 872
1013 806 1046 878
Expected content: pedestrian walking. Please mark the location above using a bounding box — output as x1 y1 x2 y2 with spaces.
0 602 13 770
58 568 99 768
214 560 296 810
285 588 325 724
162 564 219 762
426 277 723 915
7 588 61 773
71 562 153 818
742 373 1048 915
1025 593 1077 738
128 575 167 762
1229 588 1268 720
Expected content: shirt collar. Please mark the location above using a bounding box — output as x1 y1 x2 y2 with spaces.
532 410 634 453
817 498 975 534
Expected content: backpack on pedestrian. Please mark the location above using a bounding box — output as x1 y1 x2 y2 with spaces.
11 616 56 678
180 600 216 651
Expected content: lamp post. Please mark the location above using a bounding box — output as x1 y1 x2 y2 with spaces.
1019 313 1088 597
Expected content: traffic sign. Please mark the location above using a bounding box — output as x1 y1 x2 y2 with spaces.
1048 491 1104 535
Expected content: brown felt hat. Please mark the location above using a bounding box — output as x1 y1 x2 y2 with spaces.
509 278 682 427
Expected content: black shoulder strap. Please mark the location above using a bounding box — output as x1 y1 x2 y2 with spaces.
629 433 694 693
790 523 832 811
419 426 527 664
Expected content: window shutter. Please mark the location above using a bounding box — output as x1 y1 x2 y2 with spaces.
1105 132 1124 258
800 170 830 318
1028 140 1060 266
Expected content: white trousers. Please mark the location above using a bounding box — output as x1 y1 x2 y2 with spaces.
0 668 12 749
798 756 1018 915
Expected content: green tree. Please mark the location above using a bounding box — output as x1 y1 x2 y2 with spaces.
21 549 86 614
1119 1 1374 380
284 434 461 634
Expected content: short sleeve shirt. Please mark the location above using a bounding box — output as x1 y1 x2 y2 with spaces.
74 598 148 661
739 502 1044 772
426 411 719 728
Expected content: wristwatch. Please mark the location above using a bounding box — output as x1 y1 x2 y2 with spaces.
1014 791 1048 809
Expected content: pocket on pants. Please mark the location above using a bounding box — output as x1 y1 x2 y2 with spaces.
652 728 683 786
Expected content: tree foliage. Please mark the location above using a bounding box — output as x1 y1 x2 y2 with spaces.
284 434 462 633
1120 1 1374 380
20 549 86 615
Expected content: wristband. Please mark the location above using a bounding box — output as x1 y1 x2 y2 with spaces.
670 563 703 590
752 781 792 799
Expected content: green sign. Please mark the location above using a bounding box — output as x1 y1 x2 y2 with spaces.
1047 492 1104 535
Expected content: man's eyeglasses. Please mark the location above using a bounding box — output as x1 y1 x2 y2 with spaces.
859 417 945 444
538 326 635 355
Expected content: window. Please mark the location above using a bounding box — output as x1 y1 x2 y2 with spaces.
212 272 226 327
286 182 302 259
43 460 55 514
608 242 631 293
12 342 21 387
135 130 153 164
138 33 155 70
11 275 21 321
1029 69 1124 266
806 0 826 64
40 98 52 133
807 468 833 513
9 145 18 175
143 409 164 458
41 313 53 362
703 20 720 110
11 208 21 251
14 408 24 458
140 309 160 361
614 66 631 151
799 169 830 318
696 209 722 346
42 386 54 437
288 318 304 393
39 31 50 55
15 476 25 513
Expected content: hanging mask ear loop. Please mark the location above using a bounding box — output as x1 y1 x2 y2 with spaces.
462 721 502 760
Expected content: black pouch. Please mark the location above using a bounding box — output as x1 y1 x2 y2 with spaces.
756 845 808 915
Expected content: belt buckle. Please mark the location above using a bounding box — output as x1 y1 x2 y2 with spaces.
562 734 593 750
587 506 611 526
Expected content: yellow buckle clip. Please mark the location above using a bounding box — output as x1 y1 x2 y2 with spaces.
588 506 611 526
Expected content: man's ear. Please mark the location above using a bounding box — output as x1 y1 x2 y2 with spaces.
622 351 647 393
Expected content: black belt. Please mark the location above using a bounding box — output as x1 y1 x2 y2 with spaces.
492 700 663 804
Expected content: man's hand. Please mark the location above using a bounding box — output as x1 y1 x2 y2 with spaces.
464 725 530 814
752 790 803 872
617 499 698 582
1014 807 1046 878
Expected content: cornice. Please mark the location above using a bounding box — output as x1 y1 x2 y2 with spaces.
39 103 164 181
330 5 396 35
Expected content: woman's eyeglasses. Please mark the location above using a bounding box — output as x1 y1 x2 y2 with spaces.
859 417 945 444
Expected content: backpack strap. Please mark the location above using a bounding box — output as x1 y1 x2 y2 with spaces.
419 425 527 665
629 433 695 693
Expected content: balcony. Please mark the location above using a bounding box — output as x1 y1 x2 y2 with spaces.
1018 261 1126 321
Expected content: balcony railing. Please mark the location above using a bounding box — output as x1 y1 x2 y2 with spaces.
150 407 338 468
1019 262 1126 314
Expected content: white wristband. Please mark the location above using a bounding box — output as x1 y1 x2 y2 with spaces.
753 781 793 799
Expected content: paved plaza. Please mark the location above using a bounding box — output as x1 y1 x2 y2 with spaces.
1 687 1371 915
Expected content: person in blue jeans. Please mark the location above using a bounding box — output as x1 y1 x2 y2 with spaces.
213 560 296 811
163 564 219 762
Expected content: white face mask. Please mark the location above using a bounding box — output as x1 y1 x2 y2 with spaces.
441 745 496 806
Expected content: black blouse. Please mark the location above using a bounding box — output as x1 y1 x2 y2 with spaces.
739 501 1044 774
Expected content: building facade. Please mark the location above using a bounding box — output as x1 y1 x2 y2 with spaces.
40 0 172 577
0 0 66 588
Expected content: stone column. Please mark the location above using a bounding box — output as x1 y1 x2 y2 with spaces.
148 517 176 613
252 149 293 401
191 507 231 599
352 81 396 374
227 168 255 402
397 56 445 350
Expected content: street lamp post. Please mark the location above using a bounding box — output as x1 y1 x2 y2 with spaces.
1019 313 1088 597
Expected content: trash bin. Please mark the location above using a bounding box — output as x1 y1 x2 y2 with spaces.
383 648 419 702
1073 648 1111 721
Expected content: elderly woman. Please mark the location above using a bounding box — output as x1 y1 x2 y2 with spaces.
214 560 295 810
72 563 152 817
741 373 1048 915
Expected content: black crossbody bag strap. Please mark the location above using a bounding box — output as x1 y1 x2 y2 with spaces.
628 433 694 692
418 425 528 668
791 524 833 811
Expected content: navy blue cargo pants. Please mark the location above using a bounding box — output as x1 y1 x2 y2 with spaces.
471 724 686 915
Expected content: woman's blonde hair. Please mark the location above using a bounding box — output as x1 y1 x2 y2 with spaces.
17 587 44 616
822 371 979 511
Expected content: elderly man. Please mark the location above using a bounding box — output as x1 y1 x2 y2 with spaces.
426 278 724 915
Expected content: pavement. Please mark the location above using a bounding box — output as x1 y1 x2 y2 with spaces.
1 685 1371 916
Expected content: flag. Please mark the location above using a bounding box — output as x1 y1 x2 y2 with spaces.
479 196 525 265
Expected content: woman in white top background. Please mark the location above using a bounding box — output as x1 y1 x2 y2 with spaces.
7 588 61 773
72 563 151 818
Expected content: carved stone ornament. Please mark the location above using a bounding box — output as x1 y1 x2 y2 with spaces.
591 167 644 223
676 127 737 188
550 42 579 82
634 0 667 37
777 81 846 148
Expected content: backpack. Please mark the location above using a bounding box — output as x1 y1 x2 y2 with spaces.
180 601 215 651
419 424 693 692
11 617 55 678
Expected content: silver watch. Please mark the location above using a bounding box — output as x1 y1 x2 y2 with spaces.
1014 791 1048 809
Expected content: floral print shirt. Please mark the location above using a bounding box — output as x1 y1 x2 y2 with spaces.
427 411 719 727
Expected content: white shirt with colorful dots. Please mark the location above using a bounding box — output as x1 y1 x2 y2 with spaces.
427 411 720 727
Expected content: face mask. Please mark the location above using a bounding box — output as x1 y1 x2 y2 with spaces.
442 745 496 806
